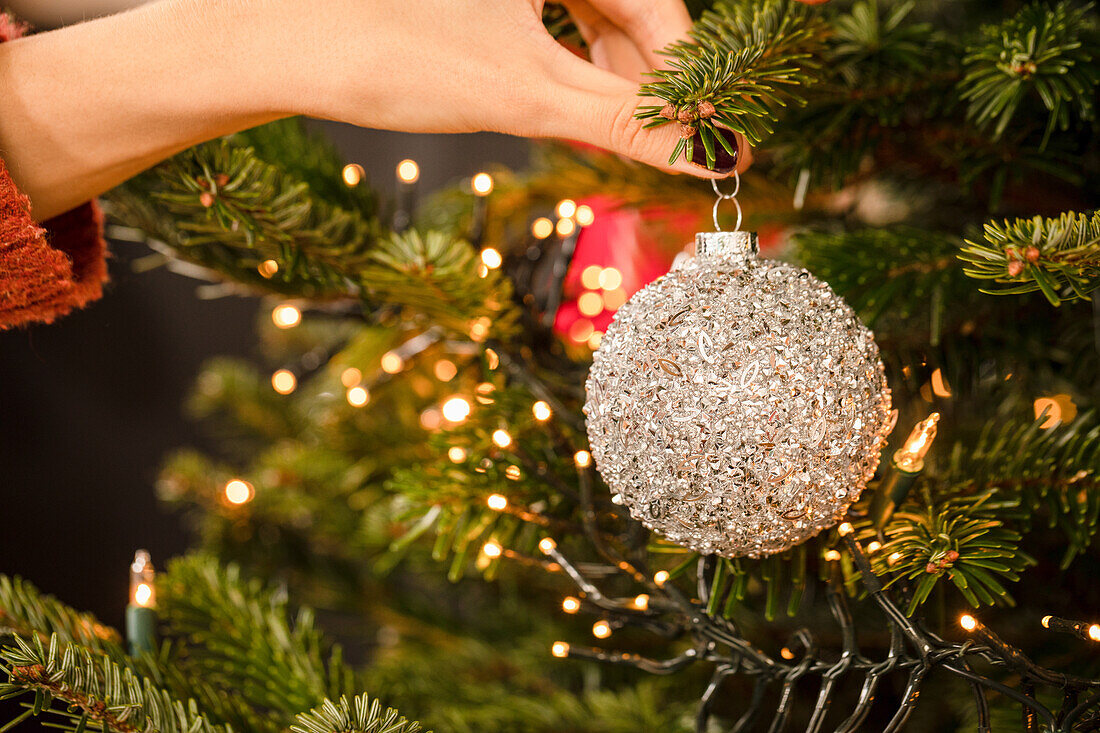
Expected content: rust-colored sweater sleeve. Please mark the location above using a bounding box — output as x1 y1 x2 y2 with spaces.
0 12 110 330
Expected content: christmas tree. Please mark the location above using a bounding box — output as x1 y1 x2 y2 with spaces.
4 0 1100 730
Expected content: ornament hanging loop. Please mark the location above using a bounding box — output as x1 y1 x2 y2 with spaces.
711 173 742 233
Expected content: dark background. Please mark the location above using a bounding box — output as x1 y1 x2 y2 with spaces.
0 121 529 628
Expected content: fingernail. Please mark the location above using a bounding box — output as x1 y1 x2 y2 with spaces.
687 127 739 174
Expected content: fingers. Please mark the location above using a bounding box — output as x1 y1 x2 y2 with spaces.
577 0 692 68
560 0 651 81
535 52 750 178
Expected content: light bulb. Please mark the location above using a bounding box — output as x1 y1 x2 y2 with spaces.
1089 624 1100 642
581 265 603 290
575 205 595 226
838 522 854 536
258 259 279 278
531 217 554 239
556 199 577 219
134 583 154 607
271 304 301 329
867 541 882 553
592 620 611 639
894 413 941 472
471 172 494 196
129 550 156 608
482 541 502 558
505 465 521 480
442 397 472 423
347 386 370 407
492 429 512 448
574 450 592 468
396 159 419 183
654 570 670 587
556 218 576 237
480 248 503 269
824 550 841 562
532 401 552 421
539 537 557 555
340 367 362 387
960 614 978 631
224 479 254 505
562 596 581 614
342 163 364 187
381 351 404 374
271 370 297 395
434 359 458 382
578 291 604 317
598 267 623 291
633 594 649 611
487 494 508 511
551 641 570 658
448 446 467 463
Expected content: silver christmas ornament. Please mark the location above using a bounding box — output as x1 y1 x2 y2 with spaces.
584 231 894 558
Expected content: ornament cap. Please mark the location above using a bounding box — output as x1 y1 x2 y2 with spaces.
696 231 758 265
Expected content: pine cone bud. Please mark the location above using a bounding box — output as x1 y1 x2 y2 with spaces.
1007 260 1024 277
199 192 216 208
677 108 697 124
945 550 960 563
679 124 697 139
925 562 939 574
659 104 676 120
697 101 716 119
1025 246 1040 263
215 174 230 187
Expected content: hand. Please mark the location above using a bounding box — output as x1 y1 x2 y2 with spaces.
275 0 750 176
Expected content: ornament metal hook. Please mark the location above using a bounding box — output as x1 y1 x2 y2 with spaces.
711 172 742 233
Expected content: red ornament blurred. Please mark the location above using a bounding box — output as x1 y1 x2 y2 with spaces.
552 196 786 349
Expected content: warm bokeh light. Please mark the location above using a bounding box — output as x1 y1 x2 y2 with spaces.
224 479 254 506
654 570 670 587
866 541 882 553
486 349 500 370
448 446 467 463
598 267 623 291
347 386 370 407
471 172 494 196
134 583 154 608
581 265 603 290
531 217 554 239
838 522 853 536
574 450 592 468
419 407 442 430
505 465 521 480
271 370 297 395
539 537 557 554
556 218 576 237
396 159 420 183
824 550 841 562
1090 624 1100 642
568 318 594 344
551 641 570 658
587 331 603 350
888 551 903 565
960 614 977 631
487 494 508 511
575 204 595 226
556 199 577 219
780 647 795 660
492 429 512 448
272 304 301 329
1035 395 1076 428
633 594 650 611
434 359 458 382
577 291 604 317
532 401 552 421
470 316 491 342
442 396 472 423
1042 615 1053 628
480 247 503 269
482 541 503 559
603 288 628 310
258 259 279 278
562 596 581 614
930 368 952 398
381 351 404 374
340 367 362 387
592 620 612 639
342 163 364 187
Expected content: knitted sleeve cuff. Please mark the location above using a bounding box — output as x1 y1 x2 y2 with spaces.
0 12 110 330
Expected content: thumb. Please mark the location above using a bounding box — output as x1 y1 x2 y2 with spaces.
537 54 751 178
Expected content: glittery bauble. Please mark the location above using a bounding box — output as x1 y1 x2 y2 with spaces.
584 232 894 558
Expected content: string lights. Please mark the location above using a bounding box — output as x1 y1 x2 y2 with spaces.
573 450 592 468
271 304 302 329
224 479 255 506
532 401 552 421
257 259 279 278
562 596 581 614
442 396 472 423
486 494 508 511
1041 615 1100 642
271 369 297 395
346 386 370 407
126 550 157 655
874 412 940 526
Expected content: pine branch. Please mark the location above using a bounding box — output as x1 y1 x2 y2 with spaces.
959 1 1099 147
636 0 825 165
156 556 359 719
0 634 227 733
959 210 1100 305
0 577 121 653
939 413 1100 565
291 694 423 733
866 492 1034 614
